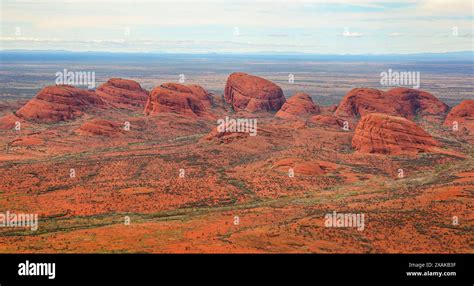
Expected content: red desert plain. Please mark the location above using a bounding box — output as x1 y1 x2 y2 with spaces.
0 73 472 253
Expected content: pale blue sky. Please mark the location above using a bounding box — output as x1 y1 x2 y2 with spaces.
0 0 472 54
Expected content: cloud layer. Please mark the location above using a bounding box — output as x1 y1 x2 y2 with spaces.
0 0 472 53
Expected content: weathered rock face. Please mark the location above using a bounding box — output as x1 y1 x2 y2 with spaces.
160 83 213 108
443 100 474 132
16 85 103 123
335 88 395 119
76 119 122 137
224 72 286 112
335 87 448 120
387 87 449 118
352 113 439 155
276 92 320 120
96 78 148 108
144 83 211 118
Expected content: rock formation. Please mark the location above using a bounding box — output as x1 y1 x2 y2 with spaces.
144 83 212 119
96 78 148 108
352 113 439 155
276 92 320 120
224 72 286 112
159 83 213 108
443 100 474 133
335 87 448 120
16 85 103 123
387 87 448 118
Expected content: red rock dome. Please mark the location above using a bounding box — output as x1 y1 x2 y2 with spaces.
352 113 439 155
276 92 320 120
16 85 103 123
224 72 286 112
96 78 148 108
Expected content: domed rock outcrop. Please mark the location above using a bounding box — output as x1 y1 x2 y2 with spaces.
335 88 396 119
144 83 212 119
224 72 286 112
387 87 448 118
16 85 103 123
96 78 148 108
160 83 213 108
335 87 448 120
352 113 439 155
443 100 474 133
276 92 320 120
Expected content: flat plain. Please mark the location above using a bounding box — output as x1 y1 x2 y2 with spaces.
0 52 472 253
